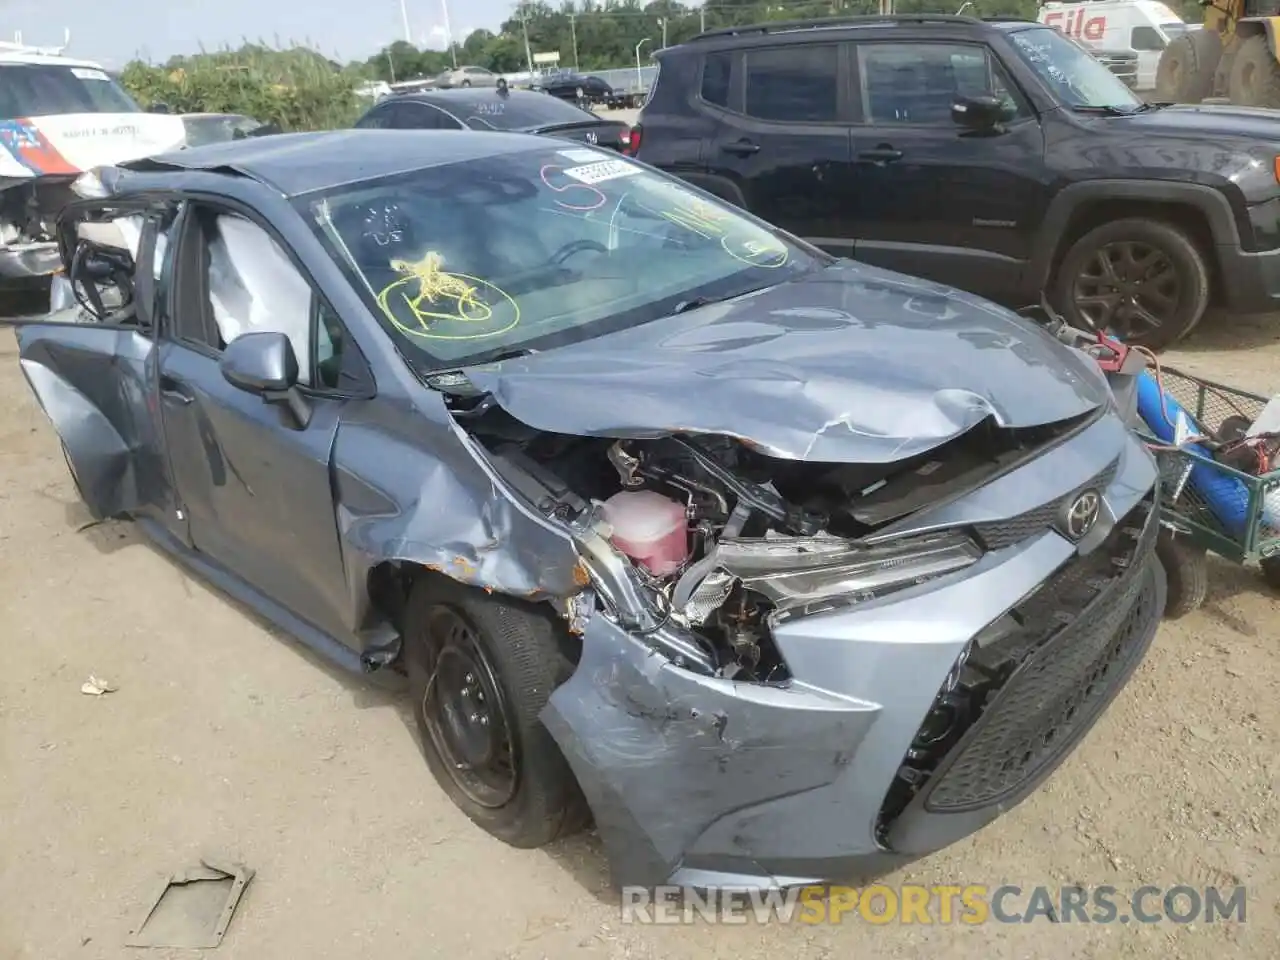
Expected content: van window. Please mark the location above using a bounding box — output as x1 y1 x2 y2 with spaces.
744 45 839 122
1131 26 1166 51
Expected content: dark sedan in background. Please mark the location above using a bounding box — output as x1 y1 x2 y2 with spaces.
530 71 614 104
354 87 632 152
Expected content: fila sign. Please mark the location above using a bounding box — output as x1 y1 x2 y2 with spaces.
1043 10 1108 42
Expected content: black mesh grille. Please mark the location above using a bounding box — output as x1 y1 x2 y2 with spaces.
922 496 1158 812
972 458 1119 551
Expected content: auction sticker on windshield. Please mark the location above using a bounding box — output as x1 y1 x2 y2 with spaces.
558 148 603 163
563 159 641 184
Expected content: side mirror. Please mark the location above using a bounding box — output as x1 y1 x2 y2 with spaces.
221 331 298 394
220 331 312 427
951 95 1006 132
148 101 172 114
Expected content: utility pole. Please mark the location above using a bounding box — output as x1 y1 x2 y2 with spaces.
658 17 667 48
570 14 579 70
700 4 706 33
441 0 457 67
521 12 534 75
398 0 412 43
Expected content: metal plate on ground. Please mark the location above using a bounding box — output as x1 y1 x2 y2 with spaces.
125 859 253 949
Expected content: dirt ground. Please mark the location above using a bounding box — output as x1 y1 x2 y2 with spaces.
2 303 1280 958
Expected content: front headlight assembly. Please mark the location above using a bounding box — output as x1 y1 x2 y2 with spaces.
673 531 982 624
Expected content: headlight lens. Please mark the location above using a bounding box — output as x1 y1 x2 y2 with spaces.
714 531 981 611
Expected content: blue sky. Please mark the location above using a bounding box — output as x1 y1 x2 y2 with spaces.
4 0 507 67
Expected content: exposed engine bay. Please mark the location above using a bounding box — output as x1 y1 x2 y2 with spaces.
453 393 1093 682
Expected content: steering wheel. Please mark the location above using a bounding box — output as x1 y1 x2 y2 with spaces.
550 239 608 267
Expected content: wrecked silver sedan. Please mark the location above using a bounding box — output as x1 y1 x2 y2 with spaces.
8 130 1165 890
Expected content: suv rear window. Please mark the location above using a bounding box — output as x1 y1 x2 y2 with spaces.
701 52 731 107
744 45 838 122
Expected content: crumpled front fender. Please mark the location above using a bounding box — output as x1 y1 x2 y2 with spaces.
540 615 879 889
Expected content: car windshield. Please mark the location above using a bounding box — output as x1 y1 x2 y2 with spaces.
0 64 140 118
298 143 823 369
1009 26 1143 111
457 94 595 130
1161 22 1188 38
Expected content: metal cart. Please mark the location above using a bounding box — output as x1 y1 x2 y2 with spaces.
1140 366 1280 617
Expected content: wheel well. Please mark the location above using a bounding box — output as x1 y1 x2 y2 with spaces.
365 560 582 665
1050 200 1221 303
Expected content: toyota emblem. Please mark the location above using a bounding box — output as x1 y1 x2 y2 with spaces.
1062 490 1101 541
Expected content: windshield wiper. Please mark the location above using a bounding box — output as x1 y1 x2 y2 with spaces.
672 295 733 314
1071 104 1134 116
1130 100 1175 112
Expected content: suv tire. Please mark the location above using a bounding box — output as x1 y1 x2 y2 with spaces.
1155 30 1221 103
404 575 589 848
1054 217 1209 351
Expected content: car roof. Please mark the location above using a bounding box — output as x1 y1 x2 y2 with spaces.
0 51 112 69
124 129 551 197
388 88 597 126
664 14 1040 52
400 89 543 106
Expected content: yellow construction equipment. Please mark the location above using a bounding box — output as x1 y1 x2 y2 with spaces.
1156 2 1280 105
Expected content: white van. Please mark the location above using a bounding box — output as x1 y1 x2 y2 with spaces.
1037 0 1191 91
0 42 186 286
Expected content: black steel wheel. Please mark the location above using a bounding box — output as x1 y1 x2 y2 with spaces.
420 604 519 808
1054 218 1210 351
404 576 589 847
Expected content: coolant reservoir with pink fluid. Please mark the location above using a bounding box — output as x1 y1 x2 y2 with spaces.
601 490 690 576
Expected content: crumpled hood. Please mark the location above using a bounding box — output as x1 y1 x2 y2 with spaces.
0 113 187 180
465 260 1110 464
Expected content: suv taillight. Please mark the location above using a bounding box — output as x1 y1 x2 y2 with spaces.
625 124 642 157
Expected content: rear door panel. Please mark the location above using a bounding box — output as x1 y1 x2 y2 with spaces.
703 43 856 255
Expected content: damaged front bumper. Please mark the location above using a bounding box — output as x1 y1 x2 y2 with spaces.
542 412 1164 890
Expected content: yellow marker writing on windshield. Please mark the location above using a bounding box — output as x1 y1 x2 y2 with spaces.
377 250 520 341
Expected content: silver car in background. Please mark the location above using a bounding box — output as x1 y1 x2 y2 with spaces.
433 64 500 88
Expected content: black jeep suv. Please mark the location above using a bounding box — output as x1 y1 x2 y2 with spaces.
632 15 1280 348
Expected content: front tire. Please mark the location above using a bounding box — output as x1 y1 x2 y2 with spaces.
404 576 588 848
1053 217 1210 351
460 79 472 88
